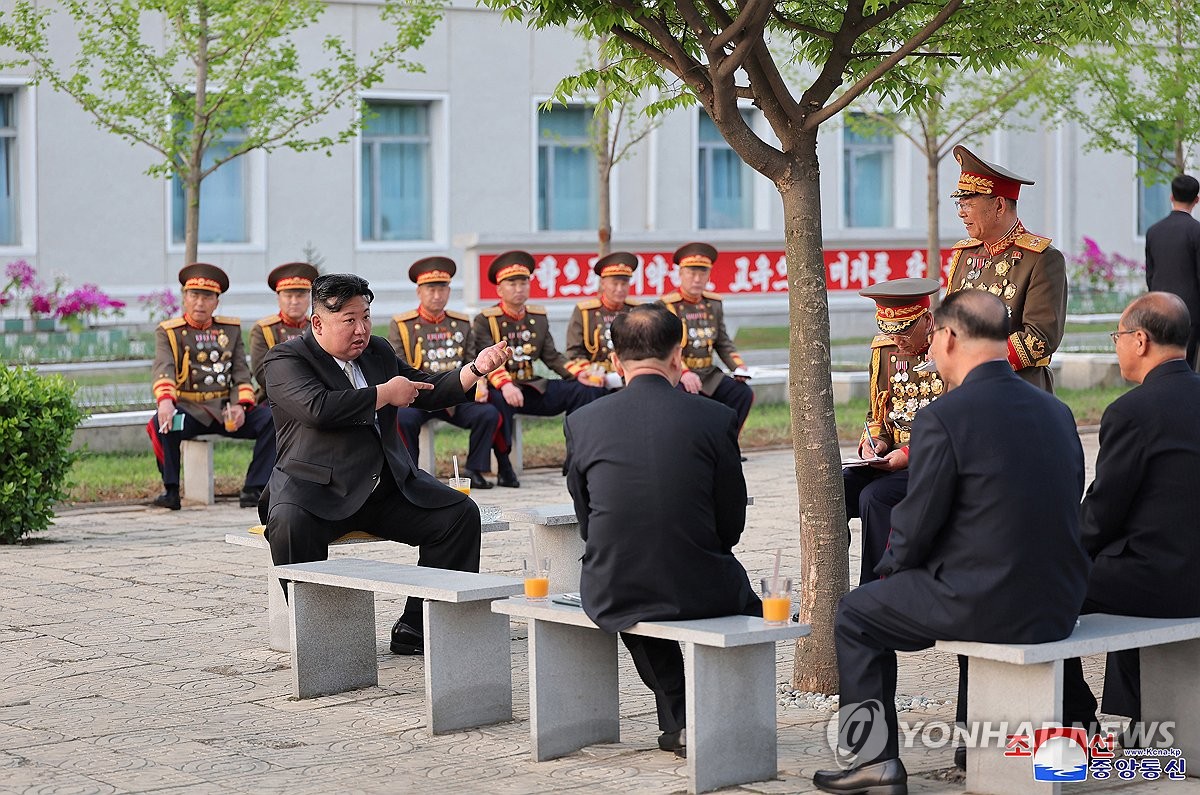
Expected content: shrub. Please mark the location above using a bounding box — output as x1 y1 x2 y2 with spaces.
0 367 84 543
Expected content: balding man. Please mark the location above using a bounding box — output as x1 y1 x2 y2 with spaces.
1062 292 1200 739
813 290 1088 794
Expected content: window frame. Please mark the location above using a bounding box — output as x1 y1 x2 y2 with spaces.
0 80 37 255
695 108 758 230
840 111 898 230
533 100 602 233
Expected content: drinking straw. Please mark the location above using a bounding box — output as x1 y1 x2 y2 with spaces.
772 547 782 592
453 455 460 480
527 527 540 568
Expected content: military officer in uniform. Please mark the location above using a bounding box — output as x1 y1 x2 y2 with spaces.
662 242 754 430
471 250 602 487
565 251 641 388
249 262 319 404
944 144 1067 393
390 256 501 490
147 263 276 510
844 278 942 586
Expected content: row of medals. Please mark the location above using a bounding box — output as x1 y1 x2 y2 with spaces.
191 334 233 387
962 255 1019 301
889 358 942 424
424 345 465 373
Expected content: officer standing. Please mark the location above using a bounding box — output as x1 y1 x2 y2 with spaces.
564 250 641 388
662 242 754 430
249 262 319 404
471 250 602 487
844 278 942 585
944 145 1067 392
390 256 502 490
148 263 276 510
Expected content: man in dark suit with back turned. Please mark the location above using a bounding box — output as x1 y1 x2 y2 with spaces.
262 273 510 655
813 290 1089 795
1062 292 1200 737
1144 174 1200 370
565 302 761 758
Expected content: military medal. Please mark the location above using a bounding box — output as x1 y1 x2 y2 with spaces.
995 260 1011 277
1004 284 1016 300
197 351 208 363
217 332 229 348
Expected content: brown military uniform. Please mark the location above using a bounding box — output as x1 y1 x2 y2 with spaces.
564 297 640 373
152 316 255 425
390 308 474 374
471 305 573 393
945 221 1067 392
249 316 307 404
864 335 944 450
662 290 747 395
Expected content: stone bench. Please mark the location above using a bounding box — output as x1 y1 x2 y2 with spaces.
500 497 755 593
275 558 523 734
225 513 509 652
937 613 1200 794
492 597 810 794
417 414 524 478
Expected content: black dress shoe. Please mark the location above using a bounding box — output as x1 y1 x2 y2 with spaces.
239 486 263 508
390 620 423 655
463 468 493 489
813 757 907 794
954 745 966 771
153 487 181 511
496 472 521 488
658 729 686 757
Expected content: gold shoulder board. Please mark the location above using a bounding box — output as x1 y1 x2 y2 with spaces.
951 237 981 250
661 291 682 304
445 309 471 322
577 298 602 310
870 333 896 350
702 290 723 301
1014 233 1052 253
159 317 186 330
394 310 419 323
482 306 504 318
213 315 241 327
526 304 548 315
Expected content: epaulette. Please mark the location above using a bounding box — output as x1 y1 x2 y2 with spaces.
213 315 241 326
661 291 683 304
159 317 186 330
870 333 896 350
951 237 981 250
577 298 602 311
482 306 504 318
256 315 280 328
1014 232 1052 253
393 310 420 323
526 304 548 314
445 309 471 322
702 290 723 301
625 297 641 306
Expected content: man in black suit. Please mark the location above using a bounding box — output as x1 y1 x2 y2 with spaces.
262 274 510 655
813 290 1089 795
565 302 760 758
1062 292 1200 733
1145 174 1200 370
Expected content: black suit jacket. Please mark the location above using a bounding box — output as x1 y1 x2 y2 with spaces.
565 374 759 633
1146 210 1200 320
1080 359 1200 617
871 360 1090 643
263 331 471 520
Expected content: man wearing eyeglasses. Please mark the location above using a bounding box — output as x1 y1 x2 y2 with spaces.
944 145 1066 392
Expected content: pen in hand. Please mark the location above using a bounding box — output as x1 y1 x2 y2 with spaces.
863 421 879 458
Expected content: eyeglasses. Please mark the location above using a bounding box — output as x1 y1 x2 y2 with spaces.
933 325 957 338
1109 329 1138 344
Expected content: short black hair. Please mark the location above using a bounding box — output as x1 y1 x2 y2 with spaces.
312 273 373 314
610 302 682 361
933 289 1009 342
1124 292 1191 348
1172 174 1199 204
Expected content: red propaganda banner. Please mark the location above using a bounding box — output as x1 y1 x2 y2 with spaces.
477 248 954 301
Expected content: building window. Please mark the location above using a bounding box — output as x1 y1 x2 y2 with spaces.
1137 137 1171 236
537 105 596 231
698 111 753 229
361 100 432 242
171 123 248 244
0 92 17 246
843 113 894 228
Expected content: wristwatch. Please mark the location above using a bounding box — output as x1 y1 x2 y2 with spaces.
468 362 486 378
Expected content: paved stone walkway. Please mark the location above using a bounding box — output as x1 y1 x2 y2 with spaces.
2 436 1195 793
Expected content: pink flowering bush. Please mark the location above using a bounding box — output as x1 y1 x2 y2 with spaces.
2 259 37 317
1 259 125 329
55 283 126 331
136 288 180 324
1067 238 1145 313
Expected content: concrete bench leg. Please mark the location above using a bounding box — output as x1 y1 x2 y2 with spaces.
966 657 1063 795
1142 638 1200 768
424 600 513 734
418 423 437 474
181 439 214 506
288 581 378 698
532 522 583 594
267 566 290 652
686 642 777 793
528 619 619 760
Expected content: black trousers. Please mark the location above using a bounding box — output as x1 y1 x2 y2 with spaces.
621 634 686 733
147 405 275 489
678 376 754 430
487 380 603 453
265 465 481 630
1062 596 1151 727
842 468 910 586
396 402 502 473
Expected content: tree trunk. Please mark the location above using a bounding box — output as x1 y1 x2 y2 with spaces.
183 2 209 266
784 131 847 694
596 80 612 258
927 145 942 286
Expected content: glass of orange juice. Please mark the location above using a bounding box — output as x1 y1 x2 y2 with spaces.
448 477 471 496
523 557 551 601
761 577 792 626
222 403 238 432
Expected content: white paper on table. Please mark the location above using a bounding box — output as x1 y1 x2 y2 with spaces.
841 455 888 467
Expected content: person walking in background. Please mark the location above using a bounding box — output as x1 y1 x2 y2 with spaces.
1144 174 1200 370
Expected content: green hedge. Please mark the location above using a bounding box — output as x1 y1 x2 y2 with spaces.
0 367 84 543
